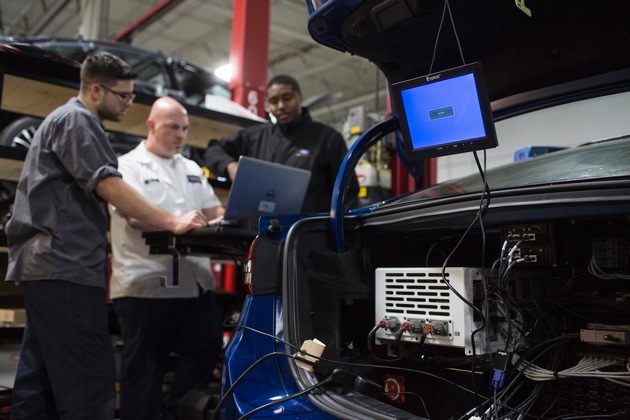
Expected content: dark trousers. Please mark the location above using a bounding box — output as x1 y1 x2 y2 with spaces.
113 291 223 420
10 280 116 420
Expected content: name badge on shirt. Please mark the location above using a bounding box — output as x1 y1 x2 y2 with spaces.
187 175 202 184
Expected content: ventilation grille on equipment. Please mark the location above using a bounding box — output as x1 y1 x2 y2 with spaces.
381 270 455 317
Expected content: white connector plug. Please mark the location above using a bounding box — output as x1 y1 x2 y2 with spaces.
295 338 326 372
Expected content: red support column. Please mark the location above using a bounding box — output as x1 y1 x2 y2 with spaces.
229 0 270 117
421 158 437 187
389 156 436 196
389 153 416 196
387 89 436 196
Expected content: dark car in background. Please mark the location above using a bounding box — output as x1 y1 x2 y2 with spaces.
0 35 258 152
214 1 630 419
3 36 231 106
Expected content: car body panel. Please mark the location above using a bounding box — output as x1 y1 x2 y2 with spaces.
306 0 630 101
222 294 334 419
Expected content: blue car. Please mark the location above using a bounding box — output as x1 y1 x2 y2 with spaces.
218 1 630 419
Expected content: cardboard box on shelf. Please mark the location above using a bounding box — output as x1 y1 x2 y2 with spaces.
0 308 26 327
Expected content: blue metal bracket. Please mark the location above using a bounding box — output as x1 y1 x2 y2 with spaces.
330 116 400 253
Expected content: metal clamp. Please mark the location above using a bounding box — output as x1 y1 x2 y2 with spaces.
161 236 180 288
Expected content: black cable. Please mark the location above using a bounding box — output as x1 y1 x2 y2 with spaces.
439 151 491 349
383 391 431 419
393 323 409 356
491 292 513 353
489 257 503 290
210 325 322 419
446 0 466 66
439 215 484 319
229 324 484 398
209 351 310 420
473 150 491 210
498 334 579 408
430 0 467 73
436 150 491 410
439 151 490 314
425 234 462 266
429 0 448 73
228 323 301 352
367 323 403 363
237 375 335 419
474 150 493 403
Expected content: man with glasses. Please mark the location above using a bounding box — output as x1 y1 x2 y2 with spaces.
5 51 209 419
99 83 137 103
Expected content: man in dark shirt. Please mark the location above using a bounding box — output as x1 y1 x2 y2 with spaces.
204 74 358 213
5 51 208 419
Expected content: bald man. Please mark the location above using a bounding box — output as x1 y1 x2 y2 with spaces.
108 97 225 420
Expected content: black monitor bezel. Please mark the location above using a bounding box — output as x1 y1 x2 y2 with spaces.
390 62 498 161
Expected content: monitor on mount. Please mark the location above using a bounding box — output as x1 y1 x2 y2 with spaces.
390 62 498 161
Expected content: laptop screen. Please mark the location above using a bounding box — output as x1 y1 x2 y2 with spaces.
221 156 312 227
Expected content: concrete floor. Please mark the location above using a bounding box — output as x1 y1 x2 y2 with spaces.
0 335 20 416
0 335 20 391
0 333 217 418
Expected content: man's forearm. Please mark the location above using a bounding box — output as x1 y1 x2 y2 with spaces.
97 176 176 231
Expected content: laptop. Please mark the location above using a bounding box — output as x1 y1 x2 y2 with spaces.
211 156 311 230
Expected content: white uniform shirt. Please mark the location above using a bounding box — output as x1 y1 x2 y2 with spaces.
108 141 222 299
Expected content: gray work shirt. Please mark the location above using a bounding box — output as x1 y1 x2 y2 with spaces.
5 97 122 289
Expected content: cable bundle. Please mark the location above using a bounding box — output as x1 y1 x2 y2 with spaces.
588 252 630 280
515 354 630 386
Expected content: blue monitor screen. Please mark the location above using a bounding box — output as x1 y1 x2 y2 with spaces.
391 62 498 161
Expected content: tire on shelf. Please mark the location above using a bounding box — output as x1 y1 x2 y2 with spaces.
0 117 42 149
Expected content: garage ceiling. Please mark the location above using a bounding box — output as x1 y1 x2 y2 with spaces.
1 0 388 133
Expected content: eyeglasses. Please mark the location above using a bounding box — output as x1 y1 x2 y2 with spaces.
99 84 136 102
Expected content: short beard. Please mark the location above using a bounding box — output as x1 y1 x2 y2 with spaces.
98 106 124 122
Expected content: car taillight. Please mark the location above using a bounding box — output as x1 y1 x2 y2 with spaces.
243 235 259 295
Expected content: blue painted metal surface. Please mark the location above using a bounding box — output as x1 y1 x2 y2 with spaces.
220 294 332 418
306 0 363 53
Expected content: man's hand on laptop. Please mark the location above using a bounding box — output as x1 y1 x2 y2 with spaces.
207 215 225 226
170 210 208 234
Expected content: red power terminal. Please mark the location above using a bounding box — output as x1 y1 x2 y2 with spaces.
383 374 406 404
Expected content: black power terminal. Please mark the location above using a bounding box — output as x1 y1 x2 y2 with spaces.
492 350 512 389
265 219 282 235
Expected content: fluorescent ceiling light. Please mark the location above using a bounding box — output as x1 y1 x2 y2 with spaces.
214 63 233 82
